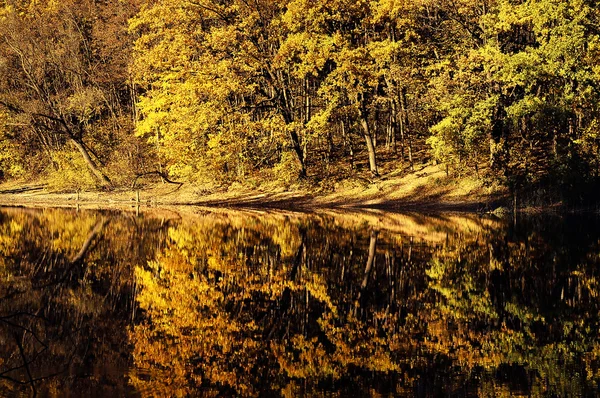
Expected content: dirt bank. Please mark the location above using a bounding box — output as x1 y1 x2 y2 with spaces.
0 164 506 213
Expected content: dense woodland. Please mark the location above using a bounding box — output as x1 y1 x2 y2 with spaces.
0 0 599 200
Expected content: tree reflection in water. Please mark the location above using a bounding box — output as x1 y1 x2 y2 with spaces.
0 208 599 396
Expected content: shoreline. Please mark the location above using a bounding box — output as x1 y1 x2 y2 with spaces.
0 193 489 213
0 188 575 215
0 164 505 214
2 163 594 214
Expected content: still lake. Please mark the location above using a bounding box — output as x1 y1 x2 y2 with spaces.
0 206 599 397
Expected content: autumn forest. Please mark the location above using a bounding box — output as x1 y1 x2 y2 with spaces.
0 0 599 204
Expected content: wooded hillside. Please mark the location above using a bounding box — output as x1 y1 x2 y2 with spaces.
0 0 599 203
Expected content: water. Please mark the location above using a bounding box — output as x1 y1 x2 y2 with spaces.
0 206 599 397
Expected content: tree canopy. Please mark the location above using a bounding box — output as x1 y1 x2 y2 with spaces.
0 0 599 201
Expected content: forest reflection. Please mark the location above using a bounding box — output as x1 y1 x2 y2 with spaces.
0 207 599 397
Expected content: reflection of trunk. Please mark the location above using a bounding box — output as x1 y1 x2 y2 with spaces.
71 218 109 264
358 103 379 177
70 138 112 187
357 229 378 306
289 235 306 282
266 229 306 340
38 218 109 289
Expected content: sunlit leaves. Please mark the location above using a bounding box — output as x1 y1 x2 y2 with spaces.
428 0 600 180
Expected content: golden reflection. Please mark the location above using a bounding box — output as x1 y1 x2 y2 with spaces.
129 210 600 396
0 207 599 396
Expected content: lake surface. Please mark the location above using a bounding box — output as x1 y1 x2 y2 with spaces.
0 206 599 397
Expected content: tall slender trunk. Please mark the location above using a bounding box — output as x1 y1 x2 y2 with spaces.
326 130 334 168
280 95 306 178
289 128 307 178
552 128 559 160
399 88 413 171
33 126 57 169
489 136 496 168
360 118 379 177
388 101 397 153
264 68 307 178
358 103 379 177
341 120 355 170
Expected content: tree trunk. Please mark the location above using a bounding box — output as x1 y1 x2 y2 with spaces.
264 69 307 179
489 137 496 168
552 128 558 160
326 130 334 168
397 100 406 161
388 101 397 153
399 88 414 171
70 138 112 187
341 121 355 170
289 128 307 178
361 119 379 177
358 103 379 177
279 103 306 178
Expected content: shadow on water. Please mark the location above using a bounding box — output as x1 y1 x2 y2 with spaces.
0 207 599 397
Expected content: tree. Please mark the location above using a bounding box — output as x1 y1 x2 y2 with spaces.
0 0 143 188
130 0 318 181
427 0 600 189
